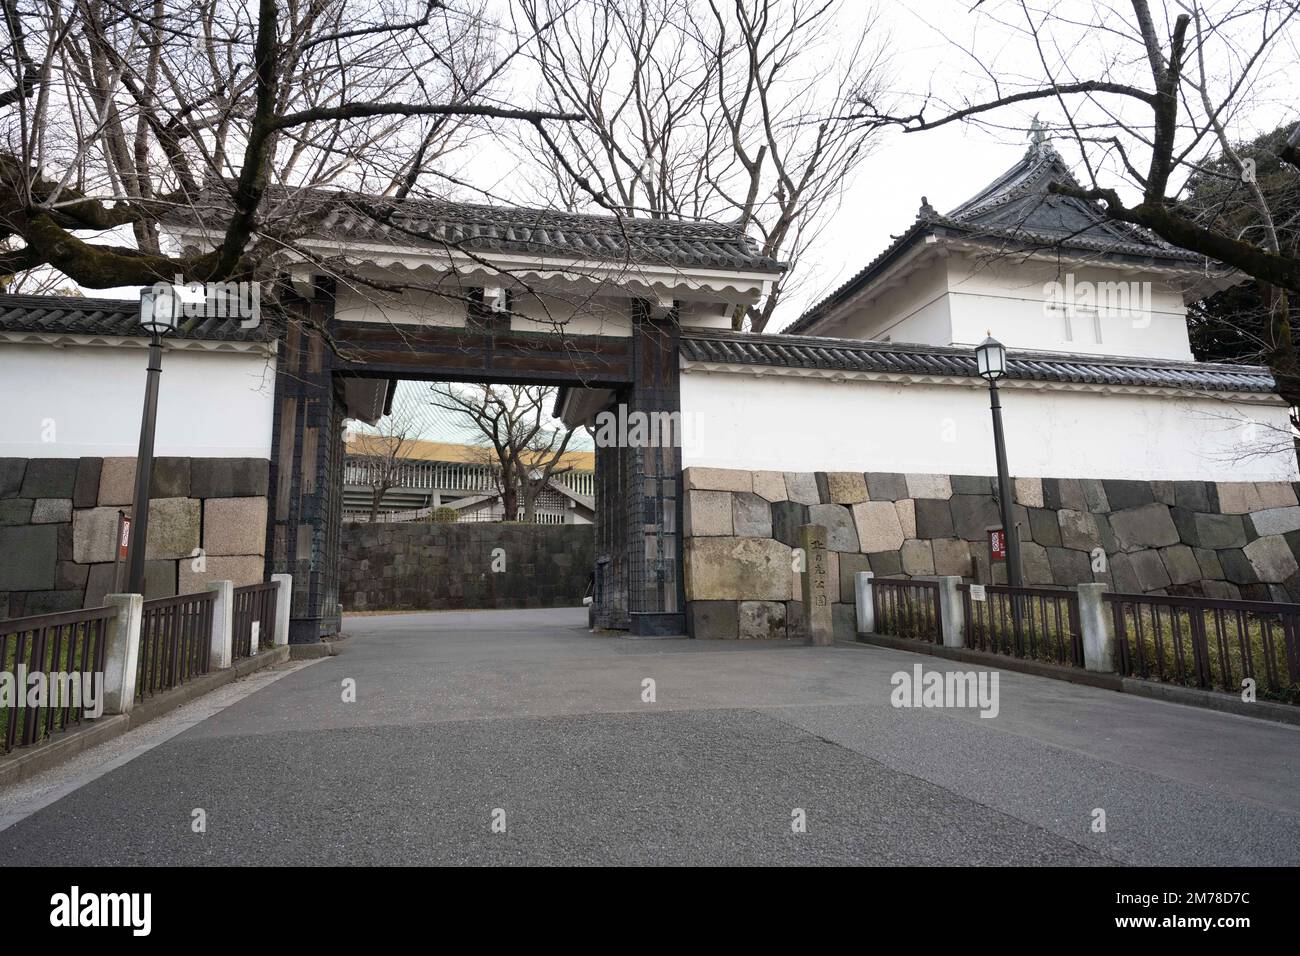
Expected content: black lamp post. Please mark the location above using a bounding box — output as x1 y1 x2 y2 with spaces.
125 286 179 594
975 334 1023 591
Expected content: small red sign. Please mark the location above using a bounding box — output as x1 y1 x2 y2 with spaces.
989 528 1007 560
118 514 132 560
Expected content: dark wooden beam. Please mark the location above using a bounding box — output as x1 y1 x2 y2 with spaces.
330 321 634 386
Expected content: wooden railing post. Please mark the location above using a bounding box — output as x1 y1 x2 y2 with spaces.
271 573 293 647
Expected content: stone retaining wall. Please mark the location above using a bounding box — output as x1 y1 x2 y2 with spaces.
0 456 269 619
683 466 1300 640
340 522 595 611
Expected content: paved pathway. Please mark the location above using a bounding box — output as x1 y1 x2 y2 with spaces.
2 608 1297 866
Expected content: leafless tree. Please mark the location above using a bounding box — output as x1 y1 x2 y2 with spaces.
844 1 1300 379
0 0 579 291
511 0 889 331
348 406 417 522
428 381 576 522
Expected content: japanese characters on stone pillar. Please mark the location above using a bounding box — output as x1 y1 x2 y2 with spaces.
799 523 833 645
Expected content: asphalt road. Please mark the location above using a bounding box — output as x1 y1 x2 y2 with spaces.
1 607 1297 866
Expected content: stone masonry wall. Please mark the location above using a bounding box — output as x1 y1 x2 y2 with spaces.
0 456 269 619
683 466 1300 641
340 522 595 611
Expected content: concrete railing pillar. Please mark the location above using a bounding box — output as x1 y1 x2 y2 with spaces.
206 580 234 670
937 576 966 648
101 593 142 715
271 573 292 647
798 524 833 645
1077 583 1115 673
854 571 875 635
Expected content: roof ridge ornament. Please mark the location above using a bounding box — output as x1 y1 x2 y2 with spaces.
1028 114 1050 159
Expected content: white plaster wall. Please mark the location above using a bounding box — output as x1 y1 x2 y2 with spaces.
511 292 632 336
817 254 951 343
680 369 1299 483
334 287 467 326
0 343 276 458
946 256 1194 359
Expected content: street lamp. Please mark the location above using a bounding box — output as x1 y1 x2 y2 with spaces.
975 334 1023 591
124 285 180 594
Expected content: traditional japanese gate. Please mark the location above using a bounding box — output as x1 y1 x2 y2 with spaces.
264 281 685 642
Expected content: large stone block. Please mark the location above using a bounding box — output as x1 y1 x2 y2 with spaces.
178 554 265 592
1014 477 1044 508
1216 482 1263 515
838 552 871 599
1216 549 1258 585
737 600 786 640
950 494 1001 541
55 560 89 591
1172 480 1216 513
783 472 820 505
950 475 994 496
1027 507 1061 547
0 499 33 526
1243 535 1299 584
1256 482 1299 510
1110 503 1179 552
1058 509 1100 552
189 457 271 499
1103 479 1153 511
686 490 733 537
74 499 200 563
1159 545 1200 586
203 497 268 556
933 538 972 577
865 472 909 501
894 499 916 539
826 472 869 504
685 537 792 602
688 600 739 639
85 559 176 605
1046 546 1093 586
809 503 859 552
1193 547 1224 580
1151 481 1176 506
751 471 788 502
1249 506 1300 536
0 525 57 590
683 467 751 494
913 498 954 539
771 501 810 547
1019 541 1054 586
905 473 952 500
19 459 78 499
32 498 72 524
1193 513 1246 550
0 459 26 497
1129 549 1172 592
867 551 903 577
851 501 905 553
73 457 102 508
1078 479 1110 513
731 492 773 538
97 456 190 505
900 539 934 576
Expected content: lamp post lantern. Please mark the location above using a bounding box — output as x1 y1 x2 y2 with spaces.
124 285 179 594
975 334 1023 591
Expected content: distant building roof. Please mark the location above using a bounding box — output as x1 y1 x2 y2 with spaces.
681 328 1277 394
345 433 595 471
0 292 269 342
788 144 1228 335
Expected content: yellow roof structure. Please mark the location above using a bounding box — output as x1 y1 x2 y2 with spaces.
345 433 595 471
